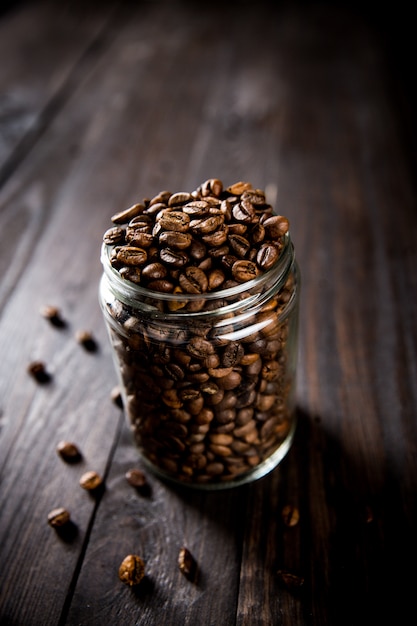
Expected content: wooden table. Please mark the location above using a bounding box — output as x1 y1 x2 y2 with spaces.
1 1 416 624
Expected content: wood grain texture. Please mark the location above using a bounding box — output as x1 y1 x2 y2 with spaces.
0 1 416 625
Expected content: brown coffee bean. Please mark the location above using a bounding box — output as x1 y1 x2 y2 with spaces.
159 247 188 267
179 266 208 294
189 214 224 235
79 470 103 491
263 214 289 238
187 336 215 359
232 201 256 223
168 192 193 206
281 504 300 527
40 304 66 328
115 246 147 267
119 555 145 586
226 181 253 195
257 243 281 270
200 178 223 197
56 441 82 463
147 279 175 293
48 507 70 528
111 203 145 224
75 329 98 352
276 569 304 590
231 260 259 283
159 210 190 232
27 361 51 383
159 230 193 249
125 468 148 488
103 226 126 245
125 228 154 248
178 547 197 579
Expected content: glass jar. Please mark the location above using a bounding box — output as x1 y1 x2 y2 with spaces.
99 232 300 489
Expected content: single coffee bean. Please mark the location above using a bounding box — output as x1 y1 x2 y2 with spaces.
125 468 148 489
103 226 126 245
178 547 197 579
119 554 145 586
75 330 98 352
56 441 82 463
116 246 147 266
111 203 145 224
79 470 103 491
159 230 193 249
159 211 190 232
179 266 208 294
27 361 51 384
40 304 66 327
48 507 70 528
231 260 259 283
281 504 300 527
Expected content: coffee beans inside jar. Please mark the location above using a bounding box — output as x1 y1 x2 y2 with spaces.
99 178 300 488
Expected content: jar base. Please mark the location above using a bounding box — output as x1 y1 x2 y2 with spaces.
134 418 297 491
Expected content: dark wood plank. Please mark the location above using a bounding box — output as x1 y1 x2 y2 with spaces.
0 0 121 183
0 1 416 625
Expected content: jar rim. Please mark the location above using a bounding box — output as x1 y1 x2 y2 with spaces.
101 232 294 307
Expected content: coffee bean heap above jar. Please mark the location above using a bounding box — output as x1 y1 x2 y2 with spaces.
103 178 290 304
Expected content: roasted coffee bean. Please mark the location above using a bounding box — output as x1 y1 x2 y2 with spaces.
178 547 197 579
281 504 300 527
119 555 145 586
79 470 103 491
226 181 253 195
232 260 259 282
182 200 210 216
159 247 188 267
168 192 192 206
125 228 154 248
159 230 193 249
200 178 223 197
125 468 148 489
27 361 51 383
189 214 224 235
48 507 70 528
232 201 256 223
257 243 281 270
115 246 147 266
159 211 190 232
40 304 66 327
75 330 98 352
111 203 145 224
103 226 126 245
56 441 82 463
146 279 175 293
179 266 208 294
263 214 289 238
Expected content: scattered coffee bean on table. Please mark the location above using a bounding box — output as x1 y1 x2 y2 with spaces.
178 547 197 580
281 504 300 527
111 385 123 409
79 470 103 491
75 330 98 352
118 554 145 586
27 361 52 384
47 507 70 528
40 305 66 328
125 467 147 488
276 569 305 590
56 440 82 463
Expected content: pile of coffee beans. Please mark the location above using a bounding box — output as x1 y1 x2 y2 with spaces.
101 178 298 485
104 178 289 307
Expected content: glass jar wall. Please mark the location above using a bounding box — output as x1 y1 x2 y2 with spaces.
99 232 300 489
